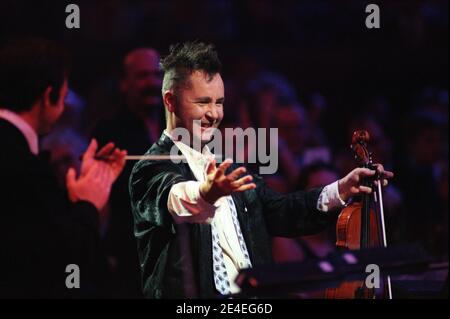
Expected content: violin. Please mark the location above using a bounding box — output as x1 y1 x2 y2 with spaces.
325 130 392 299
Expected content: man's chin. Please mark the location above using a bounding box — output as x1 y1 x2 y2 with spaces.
202 129 217 141
191 126 220 148
191 134 213 148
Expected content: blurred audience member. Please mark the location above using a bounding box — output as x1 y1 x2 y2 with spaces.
51 89 88 135
395 110 448 259
274 102 331 191
233 68 333 194
91 48 163 298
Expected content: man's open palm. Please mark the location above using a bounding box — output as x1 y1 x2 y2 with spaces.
199 159 256 204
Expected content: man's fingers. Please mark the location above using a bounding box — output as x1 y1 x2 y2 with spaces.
231 175 253 188
357 167 376 177
374 179 388 187
96 142 115 159
354 166 394 182
382 170 394 179
216 159 233 178
108 149 127 172
206 159 217 175
83 139 98 160
219 158 233 170
66 167 76 187
118 150 127 167
228 166 246 181
373 163 394 179
374 163 384 174
106 147 121 163
235 183 257 192
65 167 78 202
374 179 389 187
358 185 372 194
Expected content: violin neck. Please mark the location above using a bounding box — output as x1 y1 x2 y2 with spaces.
360 178 372 249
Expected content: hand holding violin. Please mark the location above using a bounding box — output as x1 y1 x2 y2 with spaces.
338 164 394 202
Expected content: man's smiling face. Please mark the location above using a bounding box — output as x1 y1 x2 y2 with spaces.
174 70 224 146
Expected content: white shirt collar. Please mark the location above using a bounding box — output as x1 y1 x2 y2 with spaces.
0 109 39 155
163 129 214 181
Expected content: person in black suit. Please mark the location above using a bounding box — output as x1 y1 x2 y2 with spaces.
129 42 394 298
0 38 126 298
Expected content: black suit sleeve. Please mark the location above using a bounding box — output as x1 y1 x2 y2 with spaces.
252 174 338 237
129 159 192 298
130 160 188 230
0 155 103 297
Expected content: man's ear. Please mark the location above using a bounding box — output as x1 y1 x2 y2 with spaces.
41 86 53 108
163 90 176 113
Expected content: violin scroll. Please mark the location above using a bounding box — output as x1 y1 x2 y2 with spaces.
350 130 372 167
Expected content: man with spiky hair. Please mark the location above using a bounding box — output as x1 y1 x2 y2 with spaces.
129 42 393 298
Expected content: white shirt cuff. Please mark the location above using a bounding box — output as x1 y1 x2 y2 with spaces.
316 180 347 212
167 181 218 223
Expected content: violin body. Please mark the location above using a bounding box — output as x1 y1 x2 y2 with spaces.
335 202 380 250
325 202 379 299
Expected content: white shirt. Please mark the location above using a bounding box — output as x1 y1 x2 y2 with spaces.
165 130 345 293
0 109 39 155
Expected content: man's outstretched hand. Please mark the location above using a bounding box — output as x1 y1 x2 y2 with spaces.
338 164 394 202
199 159 256 204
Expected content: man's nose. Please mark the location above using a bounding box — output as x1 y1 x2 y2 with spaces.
205 104 219 122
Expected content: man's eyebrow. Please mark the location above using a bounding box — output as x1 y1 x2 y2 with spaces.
192 96 225 103
194 97 212 102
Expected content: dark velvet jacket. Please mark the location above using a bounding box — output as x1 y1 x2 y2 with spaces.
0 119 105 298
129 133 336 299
